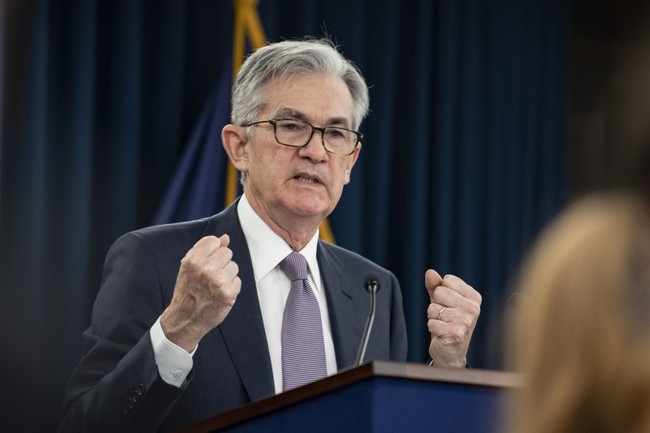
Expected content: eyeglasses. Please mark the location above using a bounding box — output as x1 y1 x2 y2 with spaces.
241 118 363 156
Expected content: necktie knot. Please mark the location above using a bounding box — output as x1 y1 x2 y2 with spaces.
279 252 308 282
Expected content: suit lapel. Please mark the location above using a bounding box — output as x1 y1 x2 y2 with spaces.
201 204 366 398
205 203 275 401
318 242 364 371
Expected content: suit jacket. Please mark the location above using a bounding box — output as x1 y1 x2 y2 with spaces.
60 200 407 432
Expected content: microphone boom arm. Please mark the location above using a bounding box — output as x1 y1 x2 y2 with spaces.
355 279 379 366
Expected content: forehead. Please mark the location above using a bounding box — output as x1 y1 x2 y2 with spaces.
260 73 355 126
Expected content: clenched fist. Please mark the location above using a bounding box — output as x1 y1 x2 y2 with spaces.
160 234 241 352
425 269 481 368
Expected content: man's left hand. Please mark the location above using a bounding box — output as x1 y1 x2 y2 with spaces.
425 269 482 368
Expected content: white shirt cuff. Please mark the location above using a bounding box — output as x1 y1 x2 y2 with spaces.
150 317 195 388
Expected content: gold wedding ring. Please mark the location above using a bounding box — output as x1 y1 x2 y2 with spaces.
437 306 447 321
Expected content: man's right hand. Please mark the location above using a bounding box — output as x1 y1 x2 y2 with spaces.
160 234 241 353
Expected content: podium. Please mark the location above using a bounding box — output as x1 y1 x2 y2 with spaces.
176 361 521 433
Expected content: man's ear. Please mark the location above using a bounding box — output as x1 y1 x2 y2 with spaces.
222 124 249 173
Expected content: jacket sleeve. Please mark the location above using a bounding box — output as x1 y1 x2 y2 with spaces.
388 271 408 362
59 232 186 433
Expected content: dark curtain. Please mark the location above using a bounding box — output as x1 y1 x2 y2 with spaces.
0 0 570 431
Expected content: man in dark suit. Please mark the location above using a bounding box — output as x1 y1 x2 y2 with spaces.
60 37 482 433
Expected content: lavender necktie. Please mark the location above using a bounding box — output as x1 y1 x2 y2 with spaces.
279 252 327 391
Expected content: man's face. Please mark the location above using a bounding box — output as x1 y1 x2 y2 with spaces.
241 73 361 229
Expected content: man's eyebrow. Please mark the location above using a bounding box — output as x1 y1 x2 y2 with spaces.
272 108 351 128
273 108 305 120
326 117 350 127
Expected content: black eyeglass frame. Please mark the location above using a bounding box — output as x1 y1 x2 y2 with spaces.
241 118 363 156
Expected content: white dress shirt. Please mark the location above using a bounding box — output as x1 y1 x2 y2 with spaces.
150 194 337 392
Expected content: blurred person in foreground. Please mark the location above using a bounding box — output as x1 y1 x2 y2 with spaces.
505 190 650 433
60 37 482 432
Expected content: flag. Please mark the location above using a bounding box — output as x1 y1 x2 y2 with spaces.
152 62 232 225
153 0 262 224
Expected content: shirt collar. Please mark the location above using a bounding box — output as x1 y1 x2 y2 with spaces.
237 194 322 291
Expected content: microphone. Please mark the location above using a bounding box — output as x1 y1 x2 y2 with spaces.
355 273 380 366
508 291 530 311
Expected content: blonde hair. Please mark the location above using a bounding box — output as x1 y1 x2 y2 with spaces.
505 191 650 433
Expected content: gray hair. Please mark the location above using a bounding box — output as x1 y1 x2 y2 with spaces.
231 37 370 130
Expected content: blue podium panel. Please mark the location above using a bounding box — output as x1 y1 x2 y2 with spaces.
220 371 509 432
372 378 503 432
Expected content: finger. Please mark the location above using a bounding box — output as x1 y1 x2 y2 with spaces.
428 317 463 338
429 285 464 308
431 287 481 317
227 276 242 306
205 235 232 263
194 234 230 252
428 302 478 333
185 235 223 259
428 317 450 335
441 274 482 304
183 235 232 267
427 303 441 320
427 319 471 349
217 264 241 307
427 303 449 321
425 269 443 301
218 260 240 287
217 234 230 248
208 243 234 268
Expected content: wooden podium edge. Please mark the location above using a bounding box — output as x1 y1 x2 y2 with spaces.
175 361 521 433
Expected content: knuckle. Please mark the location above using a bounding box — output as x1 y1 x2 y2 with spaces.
180 254 197 269
461 314 474 330
448 327 466 343
232 276 242 292
468 302 481 318
223 293 237 306
213 273 228 287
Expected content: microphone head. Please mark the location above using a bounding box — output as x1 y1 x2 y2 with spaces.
364 273 380 294
508 291 530 311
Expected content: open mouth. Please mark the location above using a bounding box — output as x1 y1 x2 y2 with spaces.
293 174 322 185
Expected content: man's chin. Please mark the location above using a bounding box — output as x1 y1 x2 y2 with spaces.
287 201 331 221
